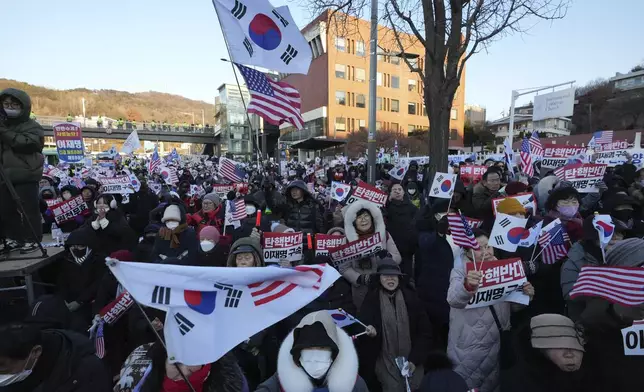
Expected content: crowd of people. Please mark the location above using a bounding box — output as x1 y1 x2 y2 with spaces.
1 87 644 392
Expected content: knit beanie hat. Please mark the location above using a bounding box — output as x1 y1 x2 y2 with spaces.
496 197 525 216
199 226 221 244
162 204 182 223
530 314 585 352
606 238 644 267
202 193 221 207
505 181 528 196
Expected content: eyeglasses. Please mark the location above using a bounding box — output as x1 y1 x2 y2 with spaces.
1 101 21 109
356 214 371 221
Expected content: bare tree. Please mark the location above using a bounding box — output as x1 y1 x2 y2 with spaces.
305 0 569 174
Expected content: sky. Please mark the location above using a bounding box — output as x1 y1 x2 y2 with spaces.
2 0 642 122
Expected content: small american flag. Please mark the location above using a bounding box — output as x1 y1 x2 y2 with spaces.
219 157 246 183
569 266 644 306
592 130 614 145
538 222 570 264
447 212 480 250
229 198 247 221
529 131 544 157
95 320 105 359
236 63 304 130
520 137 534 177
149 145 161 173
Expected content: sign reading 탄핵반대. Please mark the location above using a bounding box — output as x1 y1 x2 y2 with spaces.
465 258 530 309
262 232 303 264
328 232 383 270
315 234 347 257
53 122 85 163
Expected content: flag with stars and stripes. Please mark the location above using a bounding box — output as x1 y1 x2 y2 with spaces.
94 320 106 359
538 219 570 264
235 63 304 130
529 131 544 158
149 145 161 173
589 130 614 146
447 212 480 250
520 137 534 177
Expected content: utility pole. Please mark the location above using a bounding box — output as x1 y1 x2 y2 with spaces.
366 0 378 184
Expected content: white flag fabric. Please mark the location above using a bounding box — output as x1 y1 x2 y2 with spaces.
212 0 311 74
592 214 615 247
518 221 543 248
429 172 457 199
503 137 515 171
107 259 340 365
489 213 529 253
121 130 141 155
330 181 351 201
326 309 357 328
388 162 409 181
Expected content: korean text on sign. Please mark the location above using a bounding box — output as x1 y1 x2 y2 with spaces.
559 163 607 193
465 258 529 309
543 145 586 159
99 291 134 325
346 182 388 207
262 232 304 264
315 234 347 256
51 195 89 224
328 232 383 270
53 122 85 163
459 165 486 186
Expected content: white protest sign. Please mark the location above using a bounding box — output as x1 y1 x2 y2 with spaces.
99 176 135 194
262 232 303 265
541 145 588 171
554 163 607 193
328 232 383 270
622 320 644 356
465 258 529 309
344 182 388 208
594 148 644 168
315 234 347 257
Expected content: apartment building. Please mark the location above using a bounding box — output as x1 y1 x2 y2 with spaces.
280 11 466 145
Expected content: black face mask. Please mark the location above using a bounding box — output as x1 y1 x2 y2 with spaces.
436 216 449 235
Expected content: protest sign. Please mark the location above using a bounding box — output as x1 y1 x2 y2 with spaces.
328 232 383 270
315 234 347 256
595 140 629 152
459 165 486 186
45 198 63 208
429 172 456 199
211 184 235 198
262 232 303 264
99 291 134 325
594 148 644 168
315 168 326 178
621 320 644 356
99 175 136 194
540 145 587 173
51 195 89 224
466 217 483 229
344 182 388 208
492 193 537 216
554 163 607 193
53 122 85 163
465 258 529 309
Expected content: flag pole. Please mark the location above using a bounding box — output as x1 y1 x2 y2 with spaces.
530 227 563 264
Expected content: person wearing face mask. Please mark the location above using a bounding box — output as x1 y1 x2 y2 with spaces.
256 310 368 392
196 226 227 267
121 177 159 236
84 194 137 255
187 193 225 234
0 89 45 254
114 341 248 392
152 203 198 262
502 314 588 392
279 180 324 235
543 186 584 242
358 258 432 392
603 193 644 238
134 223 162 263
405 181 421 208
0 323 110 392
385 183 418 277
231 194 272 243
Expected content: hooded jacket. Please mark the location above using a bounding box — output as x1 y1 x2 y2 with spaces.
255 311 369 392
282 180 324 234
560 241 602 322
385 196 418 258
226 237 264 267
0 88 45 184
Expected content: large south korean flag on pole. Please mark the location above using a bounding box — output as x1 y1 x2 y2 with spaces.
107 259 339 365
212 0 312 74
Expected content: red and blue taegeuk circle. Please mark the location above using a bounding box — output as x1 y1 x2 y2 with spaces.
440 180 452 192
507 227 527 244
596 220 614 238
396 168 405 176
331 312 347 322
335 188 345 197
248 14 282 51
184 290 217 315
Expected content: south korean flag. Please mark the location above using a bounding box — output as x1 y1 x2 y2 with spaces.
489 213 529 253
429 172 456 199
212 0 312 74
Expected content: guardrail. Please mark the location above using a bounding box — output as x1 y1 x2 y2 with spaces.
35 116 216 135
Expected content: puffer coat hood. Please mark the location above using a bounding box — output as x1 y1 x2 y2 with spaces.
226 237 264 267
343 199 386 242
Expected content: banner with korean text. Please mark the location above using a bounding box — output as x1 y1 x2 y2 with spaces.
459 165 486 186
594 148 644 168
53 122 85 163
99 291 134 325
315 234 347 257
99 175 136 194
345 182 388 208
328 232 383 270
211 184 235 198
465 258 530 309
262 232 303 264
540 145 587 172
555 163 607 193
51 195 89 224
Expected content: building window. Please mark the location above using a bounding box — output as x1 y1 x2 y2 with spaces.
335 64 346 79
335 117 346 131
451 108 458 120
408 124 415 133
408 57 419 68
377 72 383 86
408 79 416 92
359 119 366 128
390 56 400 65
356 41 365 57
391 99 400 113
335 91 346 105
391 76 400 89
408 102 416 115
391 122 399 132
377 97 383 111
335 37 346 52
376 121 382 130
355 68 366 82
356 94 366 108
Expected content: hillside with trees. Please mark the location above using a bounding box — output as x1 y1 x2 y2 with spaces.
0 79 215 124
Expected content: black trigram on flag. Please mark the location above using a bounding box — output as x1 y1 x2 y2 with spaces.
280 45 298 65
243 37 254 57
432 188 439 195
151 286 171 305
499 218 511 228
495 235 505 245
231 0 247 19
174 312 194 336
271 9 289 27
436 175 444 182
214 283 243 308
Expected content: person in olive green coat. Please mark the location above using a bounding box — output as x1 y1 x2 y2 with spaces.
0 88 45 253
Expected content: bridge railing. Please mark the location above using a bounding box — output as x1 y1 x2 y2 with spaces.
35 116 217 135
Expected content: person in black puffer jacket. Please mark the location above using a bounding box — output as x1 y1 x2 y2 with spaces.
279 180 323 234
385 183 418 276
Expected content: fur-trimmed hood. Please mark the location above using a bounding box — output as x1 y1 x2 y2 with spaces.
276 311 361 392
343 199 386 242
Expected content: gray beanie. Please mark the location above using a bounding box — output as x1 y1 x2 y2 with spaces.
606 238 644 267
202 193 221 207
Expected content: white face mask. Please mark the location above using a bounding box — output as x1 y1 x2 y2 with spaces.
0 352 36 386
299 349 333 380
166 221 180 230
3 108 21 118
245 204 257 216
200 240 215 252
408 189 417 195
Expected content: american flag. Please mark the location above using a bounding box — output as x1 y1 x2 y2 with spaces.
592 130 614 145
149 145 161 173
248 265 323 306
94 320 105 358
569 266 644 307
538 221 570 264
219 157 246 183
235 63 304 130
228 198 247 221
529 131 544 157
553 165 567 180
520 137 534 177
447 212 480 250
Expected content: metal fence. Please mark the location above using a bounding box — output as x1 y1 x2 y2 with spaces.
35 116 216 135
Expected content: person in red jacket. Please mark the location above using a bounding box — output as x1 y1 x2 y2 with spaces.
187 193 224 234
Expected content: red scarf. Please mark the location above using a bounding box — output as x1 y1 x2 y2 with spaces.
162 364 211 392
